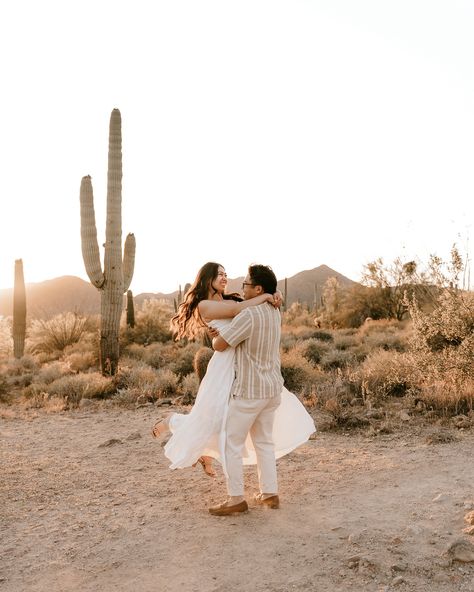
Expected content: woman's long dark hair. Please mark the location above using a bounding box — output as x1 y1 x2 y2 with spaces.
170 262 242 340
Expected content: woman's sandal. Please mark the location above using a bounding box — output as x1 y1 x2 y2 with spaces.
151 418 168 439
193 456 216 478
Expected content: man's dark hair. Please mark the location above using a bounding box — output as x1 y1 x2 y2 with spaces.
248 264 277 294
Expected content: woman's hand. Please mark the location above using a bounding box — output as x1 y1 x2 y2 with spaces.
206 326 220 339
272 290 283 309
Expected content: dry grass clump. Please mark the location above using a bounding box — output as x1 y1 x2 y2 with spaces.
114 361 181 402
294 338 331 365
352 349 420 404
34 360 72 384
180 372 200 403
167 342 202 378
319 348 356 370
122 299 173 345
416 379 474 418
21 372 114 408
280 349 322 396
27 312 91 354
0 317 12 356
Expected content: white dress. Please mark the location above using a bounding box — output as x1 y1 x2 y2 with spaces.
164 319 316 472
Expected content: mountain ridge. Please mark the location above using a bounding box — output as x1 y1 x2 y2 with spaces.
0 265 357 318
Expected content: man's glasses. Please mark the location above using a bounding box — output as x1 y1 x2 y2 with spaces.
241 282 255 289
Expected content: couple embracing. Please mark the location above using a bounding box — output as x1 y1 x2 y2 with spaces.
152 262 316 516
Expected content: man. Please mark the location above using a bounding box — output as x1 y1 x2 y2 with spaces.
209 264 284 516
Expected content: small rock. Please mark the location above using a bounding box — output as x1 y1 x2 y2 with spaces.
358 557 377 575
463 501 474 511
462 526 474 536
464 511 474 525
366 409 384 419
347 555 360 569
433 573 451 583
126 431 142 441
445 539 474 563
79 398 94 409
98 438 122 448
391 576 405 586
432 493 450 503
399 411 411 421
348 529 368 544
391 562 408 572
155 398 173 407
451 415 471 429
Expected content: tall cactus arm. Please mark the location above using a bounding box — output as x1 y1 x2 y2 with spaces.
104 108 123 278
122 232 136 293
80 175 105 289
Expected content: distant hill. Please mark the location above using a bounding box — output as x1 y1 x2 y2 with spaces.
0 266 357 319
0 276 101 319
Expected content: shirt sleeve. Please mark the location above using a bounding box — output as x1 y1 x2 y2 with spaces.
219 309 252 347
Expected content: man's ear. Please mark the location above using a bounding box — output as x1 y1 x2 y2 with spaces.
254 285 264 295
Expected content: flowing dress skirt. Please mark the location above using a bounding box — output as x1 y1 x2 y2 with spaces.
164 347 316 473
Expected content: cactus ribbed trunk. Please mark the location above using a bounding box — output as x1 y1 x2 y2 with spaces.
80 109 136 376
100 110 123 375
13 259 26 359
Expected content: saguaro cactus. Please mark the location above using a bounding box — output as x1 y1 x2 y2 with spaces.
13 259 26 359
80 108 136 375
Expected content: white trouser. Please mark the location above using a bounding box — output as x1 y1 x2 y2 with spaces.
225 394 281 497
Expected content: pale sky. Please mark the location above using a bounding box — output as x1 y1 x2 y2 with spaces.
1 0 473 294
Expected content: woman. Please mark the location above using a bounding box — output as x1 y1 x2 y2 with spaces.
151 261 316 478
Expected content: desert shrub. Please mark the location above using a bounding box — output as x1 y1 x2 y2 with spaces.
122 299 173 345
280 331 298 352
0 374 10 402
363 331 407 352
113 362 180 399
0 317 12 356
181 372 199 401
282 302 315 327
311 330 334 342
294 338 330 366
168 342 201 378
406 289 474 394
6 355 38 376
357 318 405 337
46 373 114 407
193 346 214 382
28 313 89 354
35 361 72 384
64 351 98 373
139 343 167 368
115 362 160 391
123 343 147 361
352 349 419 404
280 349 321 395
154 368 181 398
319 349 355 370
417 379 474 417
333 334 359 351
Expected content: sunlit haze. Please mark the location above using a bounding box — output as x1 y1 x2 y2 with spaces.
1 1 473 294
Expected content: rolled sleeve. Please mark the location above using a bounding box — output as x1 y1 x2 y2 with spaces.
219 310 252 348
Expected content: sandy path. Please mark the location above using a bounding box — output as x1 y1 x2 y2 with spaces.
1 406 474 592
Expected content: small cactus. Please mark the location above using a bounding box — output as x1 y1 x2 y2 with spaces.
126 290 135 328
13 259 26 359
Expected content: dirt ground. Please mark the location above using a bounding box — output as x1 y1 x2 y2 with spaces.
1 403 474 592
